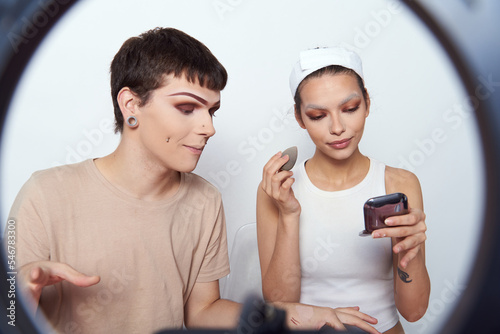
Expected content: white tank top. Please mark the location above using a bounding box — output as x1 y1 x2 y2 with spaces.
293 158 399 332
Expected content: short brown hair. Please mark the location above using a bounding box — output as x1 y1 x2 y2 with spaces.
110 27 228 133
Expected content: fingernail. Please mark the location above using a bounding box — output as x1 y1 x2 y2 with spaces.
372 232 379 238
385 219 393 225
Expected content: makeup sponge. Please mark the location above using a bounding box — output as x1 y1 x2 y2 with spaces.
280 146 298 171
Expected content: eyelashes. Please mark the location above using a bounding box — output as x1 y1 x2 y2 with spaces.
176 104 219 117
306 105 361 121
209 107 219 117
308 115 325 121
346 105 360 113
346 104 359 112
176 104 195 114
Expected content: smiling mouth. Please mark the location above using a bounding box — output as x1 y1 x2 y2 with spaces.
185 145 204 154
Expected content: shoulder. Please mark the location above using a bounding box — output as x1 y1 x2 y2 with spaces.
385 165 423 208
184 172 222 202
29 160 91 187
385 166 420 189
10 160 92 215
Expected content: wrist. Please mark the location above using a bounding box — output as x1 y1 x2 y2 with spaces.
279 212 300 230
280 209 300 220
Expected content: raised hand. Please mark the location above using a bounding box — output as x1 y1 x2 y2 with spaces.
260 151 301 216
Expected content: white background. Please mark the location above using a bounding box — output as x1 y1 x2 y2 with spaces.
0 1 485 333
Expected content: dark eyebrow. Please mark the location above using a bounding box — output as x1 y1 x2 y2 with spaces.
168 92 212 105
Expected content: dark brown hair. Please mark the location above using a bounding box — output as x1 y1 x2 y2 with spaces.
110 27 228 133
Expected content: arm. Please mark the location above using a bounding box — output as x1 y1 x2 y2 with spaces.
256 152 302 302
8 176 100 315
374 168 430 322
18 261 100 314
184 280 241 329
183 281 381 333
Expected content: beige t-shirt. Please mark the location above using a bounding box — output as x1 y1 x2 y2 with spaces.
9 159 230 334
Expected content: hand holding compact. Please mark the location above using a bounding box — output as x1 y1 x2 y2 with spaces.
372 208 427 269
360 193 408 236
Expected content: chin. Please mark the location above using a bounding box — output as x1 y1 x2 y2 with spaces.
176 166 196 173
177 161 199 173
322 147 354 161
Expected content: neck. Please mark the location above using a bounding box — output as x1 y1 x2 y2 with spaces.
94 138 181 201
305 148 370 191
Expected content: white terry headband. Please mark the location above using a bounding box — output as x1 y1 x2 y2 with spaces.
289 47 364 97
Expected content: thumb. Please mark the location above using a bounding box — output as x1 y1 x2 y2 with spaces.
54 263 100 287
29 266 52 285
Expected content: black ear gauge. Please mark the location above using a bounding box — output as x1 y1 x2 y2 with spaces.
279 146 298 171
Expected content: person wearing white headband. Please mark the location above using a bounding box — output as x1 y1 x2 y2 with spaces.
257 47 430 334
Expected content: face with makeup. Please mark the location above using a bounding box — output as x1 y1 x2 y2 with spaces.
296 72 370 162
126 75 220 173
